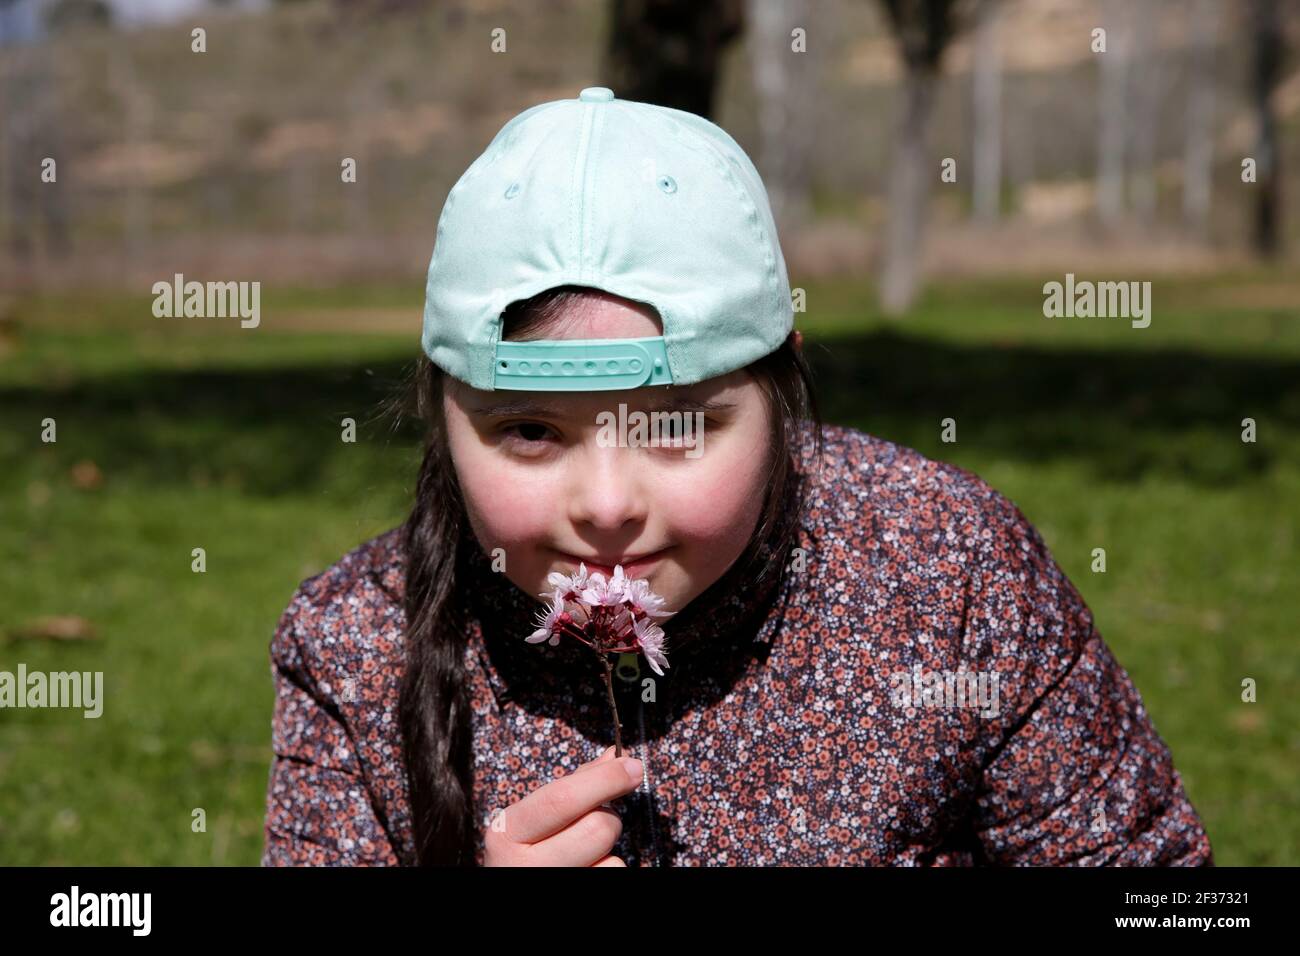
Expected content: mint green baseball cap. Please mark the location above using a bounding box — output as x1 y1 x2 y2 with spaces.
421 86 793 392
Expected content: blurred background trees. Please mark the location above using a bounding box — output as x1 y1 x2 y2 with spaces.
0 0 1297 310
875 0 977 313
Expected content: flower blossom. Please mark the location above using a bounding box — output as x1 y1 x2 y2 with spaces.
528 564 672 673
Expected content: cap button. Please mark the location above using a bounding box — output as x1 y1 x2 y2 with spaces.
579 87 615 103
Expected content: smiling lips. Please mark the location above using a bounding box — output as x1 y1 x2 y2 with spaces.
559 549 667 578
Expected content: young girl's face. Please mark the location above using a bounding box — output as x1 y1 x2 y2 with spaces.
442 292 773 616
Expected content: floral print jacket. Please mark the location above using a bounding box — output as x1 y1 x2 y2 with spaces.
262 423 1214 866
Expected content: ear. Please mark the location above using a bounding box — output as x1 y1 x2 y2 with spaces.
790 330 803 353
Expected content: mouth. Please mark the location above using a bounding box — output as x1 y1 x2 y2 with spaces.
554 548 670 579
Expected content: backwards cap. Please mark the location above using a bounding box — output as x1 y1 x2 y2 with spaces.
422 86 792 392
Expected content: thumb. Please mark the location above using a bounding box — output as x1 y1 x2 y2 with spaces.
577 744 634 774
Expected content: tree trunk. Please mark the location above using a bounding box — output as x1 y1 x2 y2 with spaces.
971 0 1001 223
604 0 746 118
111 46 151 262
1097 0 1130 224
1129 0 1160 219
1250 0 1282 258
1183 0 1217 235
880 64 937 316
748 0 815 232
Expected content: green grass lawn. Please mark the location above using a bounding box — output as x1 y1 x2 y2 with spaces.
1 272 1297 865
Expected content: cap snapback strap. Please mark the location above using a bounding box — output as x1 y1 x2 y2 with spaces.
493 337 673 391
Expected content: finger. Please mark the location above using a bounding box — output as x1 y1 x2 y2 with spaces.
571 745 622 812
574 746 617 773
574 745 636 776
533 806 623 867
507 758 643 845
593 855 627 867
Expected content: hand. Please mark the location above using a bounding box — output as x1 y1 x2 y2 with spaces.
483 746 643 866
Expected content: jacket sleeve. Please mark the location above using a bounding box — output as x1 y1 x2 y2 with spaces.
962 487 1214 866
262 585 401 866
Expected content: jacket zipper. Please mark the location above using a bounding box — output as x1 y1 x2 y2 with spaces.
616 652 663 867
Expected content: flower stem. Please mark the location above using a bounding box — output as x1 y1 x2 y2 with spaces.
600 652 624 758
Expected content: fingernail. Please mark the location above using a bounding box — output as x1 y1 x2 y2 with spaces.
623 758 643 783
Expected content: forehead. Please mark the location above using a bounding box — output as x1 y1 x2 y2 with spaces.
511 292 662 340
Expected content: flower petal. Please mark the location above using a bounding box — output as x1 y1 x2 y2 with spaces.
645 647 668 675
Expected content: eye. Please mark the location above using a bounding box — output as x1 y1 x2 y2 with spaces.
498 420 558 451
652 413 714 450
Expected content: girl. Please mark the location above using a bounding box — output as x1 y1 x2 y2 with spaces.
262 88 1213 867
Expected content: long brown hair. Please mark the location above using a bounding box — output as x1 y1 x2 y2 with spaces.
396 284 822 865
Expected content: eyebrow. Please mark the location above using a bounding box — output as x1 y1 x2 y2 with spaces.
469 395 737 419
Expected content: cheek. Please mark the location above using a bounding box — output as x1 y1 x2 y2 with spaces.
460 466 557 547
446 429 556 548
658 444 769 547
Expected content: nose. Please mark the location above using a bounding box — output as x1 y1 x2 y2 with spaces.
565 439 649 533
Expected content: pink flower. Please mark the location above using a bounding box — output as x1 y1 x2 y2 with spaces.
623 577 676 622
545 563 590 601
526 588 570 646
632 616 669 676
581 565 629 607
526 563 672 673
526 562 674 758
